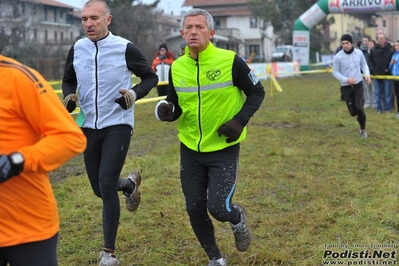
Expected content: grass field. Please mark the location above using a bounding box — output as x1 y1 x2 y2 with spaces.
50 73 399 265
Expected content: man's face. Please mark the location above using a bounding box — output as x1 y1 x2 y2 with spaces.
180 15 215 54
341 40 352 51
362 38 369 46
81 2 112 41
377 35 386 47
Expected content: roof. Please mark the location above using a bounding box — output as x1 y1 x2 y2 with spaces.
165 32 228 42
21 0 76 9
182 0 251 16
183 0 248 6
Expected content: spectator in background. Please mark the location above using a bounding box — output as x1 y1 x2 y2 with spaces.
152 43 175 96
365 39 376 108
0 54 87 266
360 36 374 108
179 41 186 57
61 1 158 265
369 33 394 114
389 40 399 119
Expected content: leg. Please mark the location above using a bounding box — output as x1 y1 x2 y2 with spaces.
393 80 399 112
384 79 392 112
0 233 58 266
374 79 382 112
99 126 131 251
82 128 103 198
206 145 251 252
180 143 221 260
370 80 376 108
206 145 241 224
341 86 356 116
353 83 366 130
362 79 370 107
83 126 131 252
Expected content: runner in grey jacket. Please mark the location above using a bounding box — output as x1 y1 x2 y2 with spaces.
333 34 371 138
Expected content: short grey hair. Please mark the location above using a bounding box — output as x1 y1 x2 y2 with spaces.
180 8 214 30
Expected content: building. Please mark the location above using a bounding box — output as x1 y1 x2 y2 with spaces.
0 0 82 48
181 0 275 62
0 0 82 79
326 13 376 51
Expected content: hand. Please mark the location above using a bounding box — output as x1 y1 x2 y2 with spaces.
347 77 355 85
365 76 371 85
115 89 136 110
0 153 24 183
63 94 77 113
155 100 174 121
217 119 243 143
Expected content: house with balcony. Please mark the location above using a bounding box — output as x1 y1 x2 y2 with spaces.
179 0 275 62
325 13 377 52
0 0 82 50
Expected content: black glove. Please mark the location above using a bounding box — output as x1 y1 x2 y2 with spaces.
63 94 77 113
217 119 244 143
115 89 136 110
155 100 174 121
0 153 24 183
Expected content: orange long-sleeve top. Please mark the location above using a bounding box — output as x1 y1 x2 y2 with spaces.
0 55 87 247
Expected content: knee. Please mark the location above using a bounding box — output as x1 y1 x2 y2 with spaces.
186 201 207 219
92 189 102 198
208 204 230 222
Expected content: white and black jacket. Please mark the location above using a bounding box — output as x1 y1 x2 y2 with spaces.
62 32 158 129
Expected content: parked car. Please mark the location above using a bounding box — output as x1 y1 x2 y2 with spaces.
272 45 293 62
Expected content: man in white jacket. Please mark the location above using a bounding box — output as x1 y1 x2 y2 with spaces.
333 34 371 138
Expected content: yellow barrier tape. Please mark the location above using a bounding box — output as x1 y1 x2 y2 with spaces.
271 75 283 92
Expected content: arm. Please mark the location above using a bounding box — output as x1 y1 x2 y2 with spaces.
9 64 86 175
360 52 370 76
126 43 158 100
231 55 265 127
368 49 375 74
62 45 77 97
332 54 345 83
155 69 181 122
61 45 78 112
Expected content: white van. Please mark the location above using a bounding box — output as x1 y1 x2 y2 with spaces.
272 45 293 62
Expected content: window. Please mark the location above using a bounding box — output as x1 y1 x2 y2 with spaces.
250 17 257 28
34 29 37 39
214 19 220 29
45 30 48 43
383 20 386 27
61 32 64 41
54 31 58 41
70 31 73 40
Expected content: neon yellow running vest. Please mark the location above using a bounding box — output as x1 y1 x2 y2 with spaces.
171 43 246 152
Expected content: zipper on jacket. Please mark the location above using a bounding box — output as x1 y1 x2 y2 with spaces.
196 59 203 152
94 42 99 129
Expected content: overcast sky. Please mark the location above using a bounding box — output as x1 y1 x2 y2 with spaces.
56 0 191 15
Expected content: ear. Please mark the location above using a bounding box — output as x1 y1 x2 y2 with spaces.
209 28 216 39
107 14 113 26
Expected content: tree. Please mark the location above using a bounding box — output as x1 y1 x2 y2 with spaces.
106 0 163 60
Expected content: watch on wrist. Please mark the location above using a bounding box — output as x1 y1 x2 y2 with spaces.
9 152 24 172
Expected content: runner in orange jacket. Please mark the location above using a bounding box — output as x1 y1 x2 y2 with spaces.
0 54 87 266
